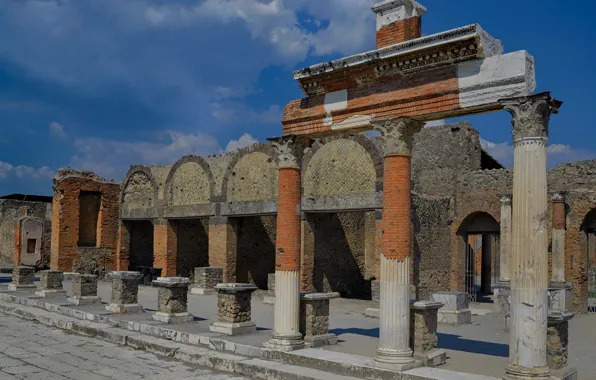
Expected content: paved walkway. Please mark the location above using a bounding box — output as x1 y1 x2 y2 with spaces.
0 313 250 380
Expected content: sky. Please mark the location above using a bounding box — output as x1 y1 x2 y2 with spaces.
0 0 594 196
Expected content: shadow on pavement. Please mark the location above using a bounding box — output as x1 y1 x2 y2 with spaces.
437 333 508 357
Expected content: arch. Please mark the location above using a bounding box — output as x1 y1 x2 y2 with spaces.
457 211 500 234
302 134 382 197
222 143 279 202
121 165 158 209
164 155 214 206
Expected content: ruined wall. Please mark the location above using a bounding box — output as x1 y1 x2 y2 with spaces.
412 194 453 299
151 166 170 201
303 139 377 196
206 155 234 197
227 151 278 202
0 200 52 265
236 216 276 289
122 171 155 209
176 218 209 277
312 212 368 298
169 162 210 206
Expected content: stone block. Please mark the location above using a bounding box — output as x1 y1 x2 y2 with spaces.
210 283 257 336
106 271 143 313
67 274 101 305
300 292 340 347
8 266 36 291
190 267 223 295
410 300 446 367
432 292 472 325
547 309 574 374
549 281 573 311
152 277 194 324
38 270 64 290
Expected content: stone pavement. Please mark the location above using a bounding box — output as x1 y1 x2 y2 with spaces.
0 313 250 380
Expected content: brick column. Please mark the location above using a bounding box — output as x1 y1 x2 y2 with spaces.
154 219 178 277
373 118 424 366
208 216 238 283
502 92 562 380
116 220 131 271
264 135 308 352
300 213 315 292
372 0 426 49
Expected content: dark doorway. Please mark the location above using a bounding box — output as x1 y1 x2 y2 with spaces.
176 218 209 277
129 220 154 270
236 216 276 289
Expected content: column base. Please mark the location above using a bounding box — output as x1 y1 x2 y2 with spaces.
304 334 338 348
375 347 416 366
263 333 305 352
153 312 194 324
550 367 578 380
210 321 256 336
414 349 447 368
35 289 67 299
365 307 380 318
67 296 101 306
503 365 551 380
106 303 143 313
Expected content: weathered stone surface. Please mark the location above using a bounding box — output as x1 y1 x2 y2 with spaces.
211 283 257 336
39 270 63 290
107 271 142 312
409 300 445 366
154 277 190 314
300 292 339 346
432 292 472 325
371 280 380 305
72 274 98 297
194 267 223 289
11 266 34 285
268 273 275 295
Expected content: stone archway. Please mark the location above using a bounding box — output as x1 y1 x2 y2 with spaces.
457 212 500 302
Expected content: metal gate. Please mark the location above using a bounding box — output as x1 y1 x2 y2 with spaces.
465 234 481 303
588 231 596 313
465 233 500 303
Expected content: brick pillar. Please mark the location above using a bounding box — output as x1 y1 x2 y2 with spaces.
116 220 131 271
154 219 178 277
372 0 426 49
300 214 315 292
264 135 308 352
502 92 562 380
373 118 424 366
208 216 238 283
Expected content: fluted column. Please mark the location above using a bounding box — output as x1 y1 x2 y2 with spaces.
551 192 566 283
373 118 424 366
264 135 309 352
498 194 512 284
502 92 562 380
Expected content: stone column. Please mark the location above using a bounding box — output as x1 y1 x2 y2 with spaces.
152 277 194 323
549 192 572 311
264 135 308 351
210 283 258 335
502 92 562 380
8 266 36 291
35 270 66 298
67 274 100 305
498 194 512 284
116 220 131 271
373 118 424 367
106 271 143 313
190 267 223 295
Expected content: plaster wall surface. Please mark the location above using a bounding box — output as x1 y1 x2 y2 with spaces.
169 162 210 206
227 152 278 202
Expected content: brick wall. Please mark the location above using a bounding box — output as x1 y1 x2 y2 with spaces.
276 167 302 271
153 219 177 277
208 216 238 282
376 17 421 49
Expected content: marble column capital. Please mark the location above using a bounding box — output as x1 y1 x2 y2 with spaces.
372 118 424 156
500 91 562 141
498 193 512 205
267 135 311 168
551 191 567 203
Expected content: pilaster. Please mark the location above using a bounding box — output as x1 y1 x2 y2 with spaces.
153 219 178 277
116 220 131 271
208 216 238 283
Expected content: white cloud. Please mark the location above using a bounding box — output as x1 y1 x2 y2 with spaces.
0 161 54 180
224 133 260 154
480 138 596 169
49 121 66 138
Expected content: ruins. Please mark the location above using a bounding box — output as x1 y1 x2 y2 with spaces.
1 0 594 378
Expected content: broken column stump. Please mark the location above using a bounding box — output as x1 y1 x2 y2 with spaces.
210 283 258 336
431 292 472 325
8 266 36 291
152 277 194 324
548 309 577 380
190 267 223 295
300 292 340 347
67 274 101 305
410 300 447 367
35 270 66 298
263 273 275 305
106 271 143 313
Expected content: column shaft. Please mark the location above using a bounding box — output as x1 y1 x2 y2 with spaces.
499 195 512 283
116 221 131 271
154 219 178 277
551 199 566 282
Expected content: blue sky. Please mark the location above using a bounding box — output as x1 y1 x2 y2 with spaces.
0 0 594 196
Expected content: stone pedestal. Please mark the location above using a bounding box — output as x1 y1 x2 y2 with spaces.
152 277 194 324
299 292 339 347
35 270 66 298
8 266 36 291
105 271 143 313
410 300 446 367
190 267 223 295
67 274 100 305
431 292 472 325
210 283 258 336
549 281 573 311
493 281 511 330
547 310 577 380
263 273 276 305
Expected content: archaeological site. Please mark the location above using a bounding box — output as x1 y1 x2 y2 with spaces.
0 1 593 379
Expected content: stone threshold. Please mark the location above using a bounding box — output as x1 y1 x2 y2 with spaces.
0 291 499 380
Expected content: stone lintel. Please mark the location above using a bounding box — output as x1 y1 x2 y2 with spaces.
300 292 340 301
152 277 190 288
215 283 258 294
549 281 573 290
548 309 574 324
108 271 142 280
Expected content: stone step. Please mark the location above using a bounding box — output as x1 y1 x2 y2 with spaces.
235 358 364 380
